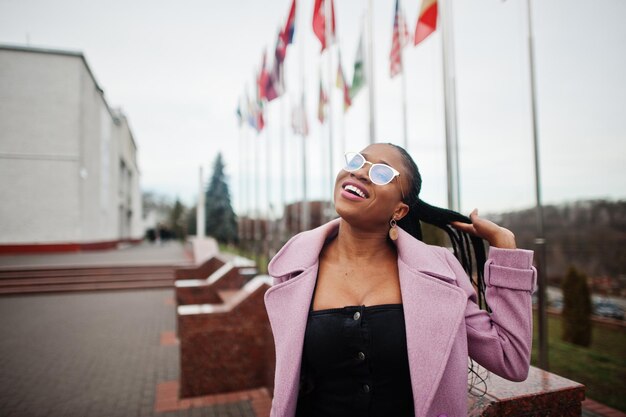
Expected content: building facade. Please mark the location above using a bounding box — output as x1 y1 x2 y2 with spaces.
0 45 142 251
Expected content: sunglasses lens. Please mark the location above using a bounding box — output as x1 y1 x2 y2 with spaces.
344 152 364 171
369 164 395 185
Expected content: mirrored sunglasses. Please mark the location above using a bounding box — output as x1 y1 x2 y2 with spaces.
343 152 400 186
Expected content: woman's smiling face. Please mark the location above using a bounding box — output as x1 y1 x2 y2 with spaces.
334 143 410 231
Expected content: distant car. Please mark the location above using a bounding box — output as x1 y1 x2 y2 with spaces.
593 301 625 320
549 298 564 311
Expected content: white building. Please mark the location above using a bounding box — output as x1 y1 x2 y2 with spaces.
0 45 143 251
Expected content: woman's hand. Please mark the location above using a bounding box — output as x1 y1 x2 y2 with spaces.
451 208 517 249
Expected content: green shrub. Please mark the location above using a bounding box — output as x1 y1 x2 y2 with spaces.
561 266 592 347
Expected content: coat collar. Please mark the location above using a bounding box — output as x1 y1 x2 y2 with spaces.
268 218 456 281
265 219 467 417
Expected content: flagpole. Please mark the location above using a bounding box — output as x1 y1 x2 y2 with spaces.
399 0 409 150
197 165 205 239
279 91 287 245
439 0 461 212
400 59 409 150
299 2 309 232
339 53 346 157
526 0 548 371
324 0 335 223
256 129 264 263
301 131 310 231
319 71 326 223
266 110 273 259
340 88 346 155
367 0 377 144
244 123 251 250
238 115 244 243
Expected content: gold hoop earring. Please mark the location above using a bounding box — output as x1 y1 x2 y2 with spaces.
389 218 398 241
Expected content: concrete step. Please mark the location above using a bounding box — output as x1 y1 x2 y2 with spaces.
0 264 177 295
0 273 174 287
0 265 177 279
0 279 174 295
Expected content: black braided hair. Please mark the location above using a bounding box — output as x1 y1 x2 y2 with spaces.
388 143 491 394
389 143 489 309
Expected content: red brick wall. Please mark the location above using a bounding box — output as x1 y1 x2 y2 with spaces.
175 267 247 306
175 257 225 280
178 283 275 398
175 285 223 306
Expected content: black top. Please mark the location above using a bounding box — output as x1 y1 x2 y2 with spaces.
295 286 415 417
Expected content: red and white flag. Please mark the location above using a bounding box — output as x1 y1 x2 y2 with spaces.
414 0 437 46
312 0 336 51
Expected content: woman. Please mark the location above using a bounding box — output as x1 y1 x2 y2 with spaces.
264 143 536 417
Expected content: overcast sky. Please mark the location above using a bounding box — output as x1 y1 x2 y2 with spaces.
1 0 624 216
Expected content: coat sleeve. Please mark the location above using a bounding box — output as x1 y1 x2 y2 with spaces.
441 246 537 381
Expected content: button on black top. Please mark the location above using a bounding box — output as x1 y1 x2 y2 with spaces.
296 303 415 417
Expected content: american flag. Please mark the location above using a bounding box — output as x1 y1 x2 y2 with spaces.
390 0 411 78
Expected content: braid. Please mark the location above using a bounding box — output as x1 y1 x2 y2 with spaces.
389 144 489 310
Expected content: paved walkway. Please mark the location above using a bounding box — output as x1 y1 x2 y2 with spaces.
0 240 193 268
0 289 256 417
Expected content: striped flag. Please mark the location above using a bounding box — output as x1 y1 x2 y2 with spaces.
390 0 411 78
414 0 437 46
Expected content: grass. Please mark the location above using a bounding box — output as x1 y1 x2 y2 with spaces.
218 243 269 274
531 313 626 411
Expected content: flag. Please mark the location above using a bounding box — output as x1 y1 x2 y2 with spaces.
336 54 351 111
312 0 336 51
246 90 263 132
281 0 296 46
292 92 309 136
318 75 328 123
245 90 256 129
265 61 282 102
236 98 243 126
276 30 288 65
256 101 265 132
350 28 365 100
414 0 437 46
253 59 266 132
267 33 286 102
390 0 411 77
257 50 269 101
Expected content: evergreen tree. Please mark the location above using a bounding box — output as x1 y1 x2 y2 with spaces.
169 198 187 241
561 265 592 347
205 153 238 244
186 205 197 236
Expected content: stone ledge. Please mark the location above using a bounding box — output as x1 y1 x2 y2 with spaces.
154 380 271 416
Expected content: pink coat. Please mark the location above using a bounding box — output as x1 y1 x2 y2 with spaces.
264 219 536 417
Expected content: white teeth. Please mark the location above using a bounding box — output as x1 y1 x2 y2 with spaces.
344 184 366 198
